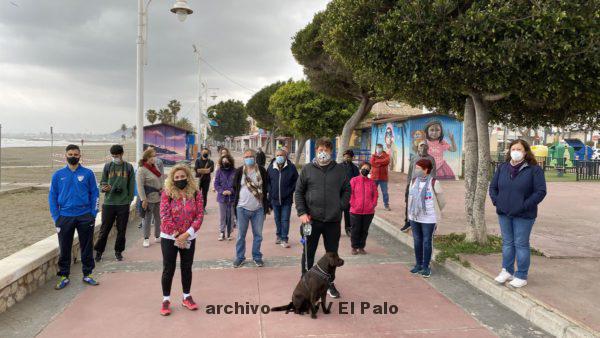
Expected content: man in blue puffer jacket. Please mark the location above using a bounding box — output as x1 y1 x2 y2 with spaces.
49 144 100 290
267 148 299 248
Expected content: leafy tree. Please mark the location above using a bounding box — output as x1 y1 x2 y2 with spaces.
269 80 356 164
292 11 385 162
146 109 158 124
167 100 182 122
157 109 173 124
174 117 194 131
323 0 600 244
208 100 249 142
246 80 290 154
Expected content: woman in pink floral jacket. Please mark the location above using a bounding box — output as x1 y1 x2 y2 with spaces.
159 164 204 316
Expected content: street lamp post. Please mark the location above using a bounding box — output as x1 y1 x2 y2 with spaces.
135 0 193 164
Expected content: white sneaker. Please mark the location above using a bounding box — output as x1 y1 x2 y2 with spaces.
509 277 528 288
494 269 513 283
143 239 150 247
218 233 225 241
280 241 290 248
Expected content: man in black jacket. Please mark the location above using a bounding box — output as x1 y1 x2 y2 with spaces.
340 149 359 236
194 148 214 213
295 137 351 298
232 149 270 268
256 147 266 167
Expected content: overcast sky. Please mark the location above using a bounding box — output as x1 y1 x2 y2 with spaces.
0 0 329 134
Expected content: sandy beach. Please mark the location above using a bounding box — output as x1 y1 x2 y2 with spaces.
1 142 135 185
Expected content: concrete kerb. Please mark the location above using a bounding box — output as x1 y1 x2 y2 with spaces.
371 215 600 338
0 202 138 314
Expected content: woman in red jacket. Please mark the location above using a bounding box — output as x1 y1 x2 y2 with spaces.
159 164 204 316
349 162 378 255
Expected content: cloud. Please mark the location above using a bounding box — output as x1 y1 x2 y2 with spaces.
0 0 329 134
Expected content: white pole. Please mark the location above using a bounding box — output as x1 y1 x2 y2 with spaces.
50 126 54 169
136 0 145 164
196 48 203 150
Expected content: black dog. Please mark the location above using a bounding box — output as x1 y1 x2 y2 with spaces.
271 252 344 319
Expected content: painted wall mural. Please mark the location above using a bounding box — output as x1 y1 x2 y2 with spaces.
371 115 463 179
144 125 187 165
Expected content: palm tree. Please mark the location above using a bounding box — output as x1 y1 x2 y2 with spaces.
146 109 158 124
167 100 182 121
174 117 194 131
158 109 173 124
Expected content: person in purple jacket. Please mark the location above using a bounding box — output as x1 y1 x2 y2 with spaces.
489 139 547 288
214 153 236 241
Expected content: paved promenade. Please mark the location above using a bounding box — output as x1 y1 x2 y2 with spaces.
0 185 548 337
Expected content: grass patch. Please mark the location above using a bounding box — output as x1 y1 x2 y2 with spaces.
544 170 577 182
433 233 543 264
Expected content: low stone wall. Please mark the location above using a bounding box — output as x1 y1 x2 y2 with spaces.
0 203 138 314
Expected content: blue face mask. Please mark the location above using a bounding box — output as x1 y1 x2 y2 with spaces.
276 156 285 164
244 158 255 166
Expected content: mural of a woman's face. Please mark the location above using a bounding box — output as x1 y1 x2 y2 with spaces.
427 123 442 141
384 126 394 148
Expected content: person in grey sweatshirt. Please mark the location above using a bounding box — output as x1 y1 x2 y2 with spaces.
137 148 164 247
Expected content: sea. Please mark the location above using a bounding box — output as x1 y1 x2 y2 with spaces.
0 138 117 148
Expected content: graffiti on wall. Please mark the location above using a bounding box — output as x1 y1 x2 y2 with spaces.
371 115 463 179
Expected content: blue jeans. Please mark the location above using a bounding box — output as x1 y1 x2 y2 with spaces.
272 203 292 242
498 215 535 280
375 180 389 207
235 207 265 261
410 221 436 269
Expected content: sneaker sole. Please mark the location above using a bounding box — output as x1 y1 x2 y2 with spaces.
160 311 171 316
182 304 199 311
327 291 340 299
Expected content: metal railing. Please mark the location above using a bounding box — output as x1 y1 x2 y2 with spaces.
576 161 600 181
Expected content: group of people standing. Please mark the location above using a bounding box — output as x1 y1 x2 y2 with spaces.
47 135 546 316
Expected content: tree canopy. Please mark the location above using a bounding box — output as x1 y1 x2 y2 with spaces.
207 99 249 141
246 80 290 131
269 80 356 139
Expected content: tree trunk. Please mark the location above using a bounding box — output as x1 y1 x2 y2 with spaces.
463 97 478 242
267 128 278 155
336 95 376 162
294 137 308 166
469 93 491 245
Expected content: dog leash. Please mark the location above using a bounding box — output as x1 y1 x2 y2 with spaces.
301 222 312 274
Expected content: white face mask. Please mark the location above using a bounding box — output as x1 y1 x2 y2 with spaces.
376 147 383 154
316 151 331 164
510 150 524 162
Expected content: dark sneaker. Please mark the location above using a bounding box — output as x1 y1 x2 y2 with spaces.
351 248 359 255
400 222 412 232
384 206 391 211
55 276 70 290
410 265 423 274
94 252 102 262
275 238 282 245
327 283 340 298
182 296 199 311
358 248 367 255
115 252 123 261
254 259 264 267
82 275 100 286
420 267 432 278
233 259 245 268
345 228 351 237
160 300 171 316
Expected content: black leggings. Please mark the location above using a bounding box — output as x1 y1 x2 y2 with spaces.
161 238 196 296
199 179 210 210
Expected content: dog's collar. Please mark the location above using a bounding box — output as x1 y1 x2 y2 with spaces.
312 263 331 281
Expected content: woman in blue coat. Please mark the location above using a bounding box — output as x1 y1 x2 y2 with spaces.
489 139 547 288
214 154 236 241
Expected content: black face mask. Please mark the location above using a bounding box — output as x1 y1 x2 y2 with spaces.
202 153 209 159
222 162 231 169
361 169 370 177
174 179 188 190
67 156 80 165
